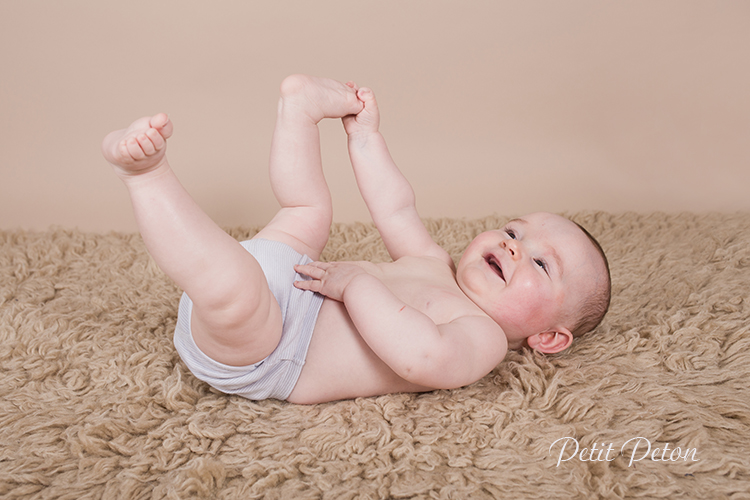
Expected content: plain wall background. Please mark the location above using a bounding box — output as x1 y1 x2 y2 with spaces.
1 0 748 232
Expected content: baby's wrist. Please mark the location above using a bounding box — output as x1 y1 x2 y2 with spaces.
347 130 381 148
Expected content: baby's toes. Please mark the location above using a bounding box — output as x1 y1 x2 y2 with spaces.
150 113 173 139
147 127 166 150
136 133 157 156
145 127 169 152
125 137 147 161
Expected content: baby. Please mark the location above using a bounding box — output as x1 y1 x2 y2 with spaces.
102 75 610 404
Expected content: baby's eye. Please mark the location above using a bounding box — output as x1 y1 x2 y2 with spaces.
534 258 548 272
505 229 517 239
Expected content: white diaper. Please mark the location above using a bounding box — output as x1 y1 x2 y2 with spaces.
173 238 324 400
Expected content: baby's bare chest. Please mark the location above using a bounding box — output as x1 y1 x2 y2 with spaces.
370 257 480 323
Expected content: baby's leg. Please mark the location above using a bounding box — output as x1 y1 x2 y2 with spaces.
102 114 282 367
254 75 363 260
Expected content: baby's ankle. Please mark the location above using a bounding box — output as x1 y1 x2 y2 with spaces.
114 156 170 178
277 74 362 123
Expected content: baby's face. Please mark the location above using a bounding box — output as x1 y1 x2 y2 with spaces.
456 212 601 349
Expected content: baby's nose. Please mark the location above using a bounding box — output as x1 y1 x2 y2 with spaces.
501 239 522 260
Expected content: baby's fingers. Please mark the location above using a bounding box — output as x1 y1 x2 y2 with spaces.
294 262 328 279
293 278 322 293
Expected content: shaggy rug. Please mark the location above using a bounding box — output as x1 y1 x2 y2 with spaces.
1 212 748 499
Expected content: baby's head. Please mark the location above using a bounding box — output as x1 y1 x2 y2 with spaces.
456 212 610 353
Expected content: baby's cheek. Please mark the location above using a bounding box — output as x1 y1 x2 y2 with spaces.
516 276 546 301
517 280 555 325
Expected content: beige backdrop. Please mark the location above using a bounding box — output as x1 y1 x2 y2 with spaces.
1 0 748 232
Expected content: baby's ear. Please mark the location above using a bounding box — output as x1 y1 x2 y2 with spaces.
527 329 573 354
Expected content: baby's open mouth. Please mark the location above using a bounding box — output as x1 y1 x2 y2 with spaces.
486 255 505 281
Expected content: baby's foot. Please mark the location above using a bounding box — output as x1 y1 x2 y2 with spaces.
342 87 380 137
102 113 173 178
278 74 363 123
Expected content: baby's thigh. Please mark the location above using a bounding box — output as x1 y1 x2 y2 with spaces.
180 238 303 367
188 277 284 368
254 206 330 261
183 238 319 368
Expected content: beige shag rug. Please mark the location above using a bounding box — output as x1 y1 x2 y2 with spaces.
1 212 749 499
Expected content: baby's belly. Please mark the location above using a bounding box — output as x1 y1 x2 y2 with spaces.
287 298 431 404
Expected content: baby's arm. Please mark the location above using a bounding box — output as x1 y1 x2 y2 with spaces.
295 262 507 388
343 87 452 266
347 277 506 388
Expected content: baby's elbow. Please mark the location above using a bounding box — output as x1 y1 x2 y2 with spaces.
395 352 431 387
400 352 472 390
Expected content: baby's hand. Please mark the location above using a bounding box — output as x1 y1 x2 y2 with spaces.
342 85 380 136
293 261 367 302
